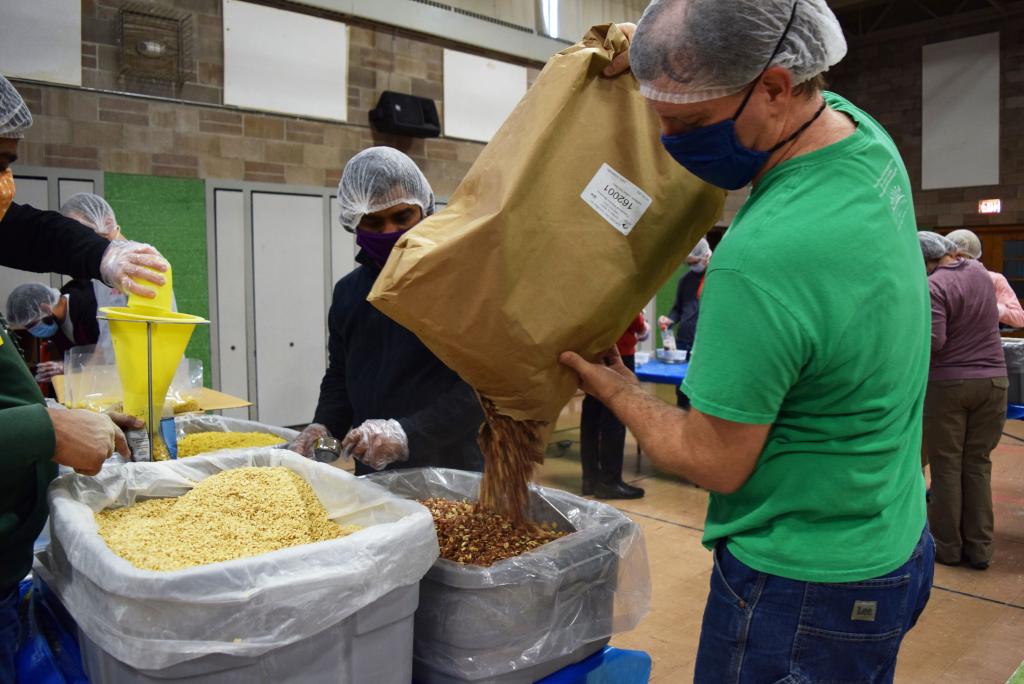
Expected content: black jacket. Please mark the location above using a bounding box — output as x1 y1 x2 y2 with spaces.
0 202 110 591
57 278 100 355
667 269 704 351
312 252 484 475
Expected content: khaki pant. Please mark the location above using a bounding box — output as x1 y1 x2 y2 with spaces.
923 376 1007 565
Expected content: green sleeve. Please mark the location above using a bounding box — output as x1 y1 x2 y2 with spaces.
681 269 811 425
0 404 56 470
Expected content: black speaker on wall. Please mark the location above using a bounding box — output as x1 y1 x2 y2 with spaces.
369 91 441 138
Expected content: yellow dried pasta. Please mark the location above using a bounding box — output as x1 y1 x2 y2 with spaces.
96 466 360 571
177 431 286 457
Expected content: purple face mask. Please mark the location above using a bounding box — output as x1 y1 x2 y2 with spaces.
356 228 411 268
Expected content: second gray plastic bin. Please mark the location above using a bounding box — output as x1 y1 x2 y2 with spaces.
363 468 650 684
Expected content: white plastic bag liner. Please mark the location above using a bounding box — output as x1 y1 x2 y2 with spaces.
35 449 439 672
174 413 299 444
362 468 650 681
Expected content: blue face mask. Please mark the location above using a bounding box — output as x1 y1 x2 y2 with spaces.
659 0 824 190
28 319 58 339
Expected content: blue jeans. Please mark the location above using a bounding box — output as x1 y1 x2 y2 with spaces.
0 584 19 684
695 527 934 684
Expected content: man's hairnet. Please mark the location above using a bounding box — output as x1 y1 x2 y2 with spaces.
337 147 434 232
631 0 847 104
688 238 711 260
61 193 118 237
0 75 33 139
918 231 956 261
945 229 982 260
6 283 60 327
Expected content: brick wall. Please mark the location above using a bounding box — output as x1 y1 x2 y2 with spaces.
828 14 1024 228
15 0 542 198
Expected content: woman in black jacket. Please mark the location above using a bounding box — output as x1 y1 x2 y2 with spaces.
290 148 484 474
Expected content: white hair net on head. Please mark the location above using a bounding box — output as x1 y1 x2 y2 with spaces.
688 238 711 260
631 0 847 104
0 75 33 139
945 229 982 260
61 193 119 237
336 147 434 232
918 231 956 261
6 283 60 328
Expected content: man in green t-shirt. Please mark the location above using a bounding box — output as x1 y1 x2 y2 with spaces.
561 0 933 680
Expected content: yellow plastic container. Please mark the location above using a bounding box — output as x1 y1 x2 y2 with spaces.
126 263 174 314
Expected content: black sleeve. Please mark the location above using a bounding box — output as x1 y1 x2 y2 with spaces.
61 279 100 346
397 376 484 456
0 202 109 280
312 292 354 438
667 275 686 325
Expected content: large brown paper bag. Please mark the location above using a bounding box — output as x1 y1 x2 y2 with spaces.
369 24 726 425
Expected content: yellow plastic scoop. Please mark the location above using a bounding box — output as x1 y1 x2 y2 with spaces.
126 263 175 314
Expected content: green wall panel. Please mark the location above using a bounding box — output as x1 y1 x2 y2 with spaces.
103 173 210 387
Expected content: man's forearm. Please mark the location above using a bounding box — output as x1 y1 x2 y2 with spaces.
603 384 697 479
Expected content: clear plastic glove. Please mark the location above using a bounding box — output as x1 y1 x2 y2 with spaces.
637 321 651 343
34 360 64 382
288 423 331 458
99 240 169 299
658 315 673 332
342 419 409 471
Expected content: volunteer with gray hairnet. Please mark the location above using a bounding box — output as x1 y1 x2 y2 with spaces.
559 2 934 679
290 147 484 474
0 75 165 680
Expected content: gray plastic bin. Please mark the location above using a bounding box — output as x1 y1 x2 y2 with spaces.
77 583 419 684
1002 338 1024 403
363 468 650 684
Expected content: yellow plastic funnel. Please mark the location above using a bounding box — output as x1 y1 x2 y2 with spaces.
100 306 208 422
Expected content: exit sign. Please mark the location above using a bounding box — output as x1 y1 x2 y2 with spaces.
978 199 1002 214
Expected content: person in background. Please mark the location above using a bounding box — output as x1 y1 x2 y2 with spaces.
559 2 933 680
0 74 168 681
946 228 1024 329
659 238 712 408
290 147 484 474
918 231 1006 571
580 313 649 499
5 282 99 384
60 192 136 362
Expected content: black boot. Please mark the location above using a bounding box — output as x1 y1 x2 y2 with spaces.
594 481 645 500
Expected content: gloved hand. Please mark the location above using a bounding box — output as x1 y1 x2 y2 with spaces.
288 423 331 458
342 419 409 471
100 240 169 299
637 321 651 343
657 315 673 332
47 407 129 476
35 360 64 382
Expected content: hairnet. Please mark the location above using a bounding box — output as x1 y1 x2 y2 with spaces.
688 238 711 260
631 0 848 104
6 283 60 327
945 229 982 260
0 75 33 139
61 193 118 237
337 147 434 232
918 231 956 261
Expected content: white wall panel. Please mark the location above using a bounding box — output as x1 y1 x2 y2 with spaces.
0 0 81 85
213 190 250 420
922 33 1000 190
252 192 327 426
223 0 348 121
443 49 527 142
329 197 357 287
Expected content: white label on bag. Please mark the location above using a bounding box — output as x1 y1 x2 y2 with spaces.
580 163 653 236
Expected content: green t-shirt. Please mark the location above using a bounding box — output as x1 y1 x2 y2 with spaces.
683 92 929 583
